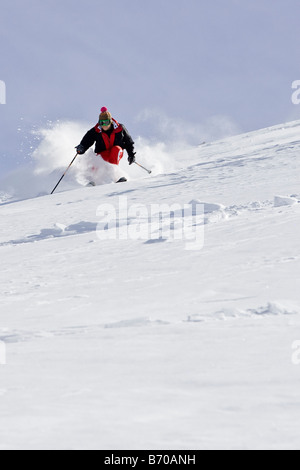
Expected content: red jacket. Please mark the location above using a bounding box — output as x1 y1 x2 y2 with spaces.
80 118 135 156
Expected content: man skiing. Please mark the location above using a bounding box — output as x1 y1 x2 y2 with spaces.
76 107 136 183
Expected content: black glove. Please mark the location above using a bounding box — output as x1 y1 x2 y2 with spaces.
128 151 136 165
75 144 85 155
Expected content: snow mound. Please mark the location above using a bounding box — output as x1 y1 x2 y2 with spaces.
274 195 298 207
189 199 227 224
0 221 98 247
247 302 298 316
104 317 169 329
187 302 298 322
215 302 298 319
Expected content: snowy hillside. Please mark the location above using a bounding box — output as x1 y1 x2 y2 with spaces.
1 120 300 450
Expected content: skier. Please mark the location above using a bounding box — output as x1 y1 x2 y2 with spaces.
75 107 136 183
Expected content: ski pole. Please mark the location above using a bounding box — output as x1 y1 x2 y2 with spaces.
51 153 78 194
134 161 152 174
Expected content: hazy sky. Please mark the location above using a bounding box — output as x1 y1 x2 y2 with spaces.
1 0 300 174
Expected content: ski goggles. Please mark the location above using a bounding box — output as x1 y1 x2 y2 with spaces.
99 119 111 127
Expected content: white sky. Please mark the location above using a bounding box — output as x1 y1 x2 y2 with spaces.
1 0 300 174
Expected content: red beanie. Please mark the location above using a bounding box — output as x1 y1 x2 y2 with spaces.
99 106 112 121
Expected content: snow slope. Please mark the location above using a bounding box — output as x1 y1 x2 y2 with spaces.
1 120 300 450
